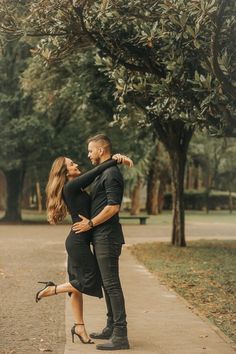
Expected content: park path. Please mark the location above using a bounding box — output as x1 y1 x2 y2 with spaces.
64 223 236 354
0 222 235 354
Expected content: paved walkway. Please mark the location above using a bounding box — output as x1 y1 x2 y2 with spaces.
1 221 235 354
64 224 236 354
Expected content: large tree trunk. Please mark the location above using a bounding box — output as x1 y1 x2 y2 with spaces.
185 163 193 189
0 170 7 210
36 181 42 212
1 169 25 222
130 176 142 215
157 180 165 213
169 149 187 246
228 188 233 214
146 146 159 215
153 119 194 247
204 173 212 214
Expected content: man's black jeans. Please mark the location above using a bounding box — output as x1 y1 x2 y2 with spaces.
93 238 127 336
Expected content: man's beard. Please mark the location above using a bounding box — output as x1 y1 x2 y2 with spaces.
91 157 101 165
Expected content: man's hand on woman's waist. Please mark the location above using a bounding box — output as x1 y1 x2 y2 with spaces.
72 205 120 234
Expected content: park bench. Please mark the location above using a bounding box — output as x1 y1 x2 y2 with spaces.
120 215 149 225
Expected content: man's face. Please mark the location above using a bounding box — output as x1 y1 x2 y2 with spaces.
88 141 101 165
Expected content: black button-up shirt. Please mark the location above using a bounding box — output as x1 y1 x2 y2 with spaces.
90 161 125 243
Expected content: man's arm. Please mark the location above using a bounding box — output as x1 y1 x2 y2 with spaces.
72 205 120 233
72 164 124 233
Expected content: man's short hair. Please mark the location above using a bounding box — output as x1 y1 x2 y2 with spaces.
87 134 112 153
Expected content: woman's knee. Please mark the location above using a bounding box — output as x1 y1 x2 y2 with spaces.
68 284 81 295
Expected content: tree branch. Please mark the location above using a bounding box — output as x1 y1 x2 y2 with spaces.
151 116 170 148
27 31 69 37
71 3 158 74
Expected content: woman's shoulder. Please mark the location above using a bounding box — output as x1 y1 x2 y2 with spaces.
63 180 76 194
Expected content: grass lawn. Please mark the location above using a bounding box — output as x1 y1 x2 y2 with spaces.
130 240 236 342
120 210 236 225
0 209 236 224
128 210 236 225
0 209 71 224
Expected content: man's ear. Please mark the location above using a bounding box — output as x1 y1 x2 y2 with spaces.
99 147 104 155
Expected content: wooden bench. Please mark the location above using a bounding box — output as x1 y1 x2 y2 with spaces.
120 216 149 225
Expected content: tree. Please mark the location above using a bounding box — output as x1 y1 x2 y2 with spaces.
0 37 54 221
146 143 160 215
1 0 235 245
80 0 235 245
146 142 170 215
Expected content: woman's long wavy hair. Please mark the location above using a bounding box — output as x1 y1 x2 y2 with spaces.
46 156 68 224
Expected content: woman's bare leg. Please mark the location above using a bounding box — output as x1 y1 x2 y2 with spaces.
37 282 91 341
71 291 83 323
71 292 91 342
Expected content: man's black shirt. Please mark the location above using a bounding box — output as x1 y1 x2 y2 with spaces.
90 161 125 243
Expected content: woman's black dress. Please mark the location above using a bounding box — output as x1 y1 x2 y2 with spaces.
62 159 117 298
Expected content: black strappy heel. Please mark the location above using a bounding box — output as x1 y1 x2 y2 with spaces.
35 281 57 303
71 323 94 344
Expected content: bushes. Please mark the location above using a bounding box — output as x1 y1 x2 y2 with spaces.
164 190 236 210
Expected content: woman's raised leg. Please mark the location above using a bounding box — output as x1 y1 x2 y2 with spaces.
36 282 92 343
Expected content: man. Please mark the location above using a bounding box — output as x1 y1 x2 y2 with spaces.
72 134 130 350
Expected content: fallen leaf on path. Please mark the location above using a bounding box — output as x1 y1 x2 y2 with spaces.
39 348 53 352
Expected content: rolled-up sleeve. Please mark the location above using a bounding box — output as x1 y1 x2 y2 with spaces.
103 170 123 205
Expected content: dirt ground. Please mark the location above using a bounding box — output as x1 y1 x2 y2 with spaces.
0 225 70 354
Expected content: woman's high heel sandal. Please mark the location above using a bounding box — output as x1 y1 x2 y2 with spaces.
35 281 57 303
71 323 94 344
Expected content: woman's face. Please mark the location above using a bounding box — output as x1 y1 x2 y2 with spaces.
65 158 81 179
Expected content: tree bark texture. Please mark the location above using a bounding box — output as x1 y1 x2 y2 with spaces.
153 119 194 246
204 173 212 214
130 176 142 215
0 170 7 210
228 189 233 214
169 150 187 247
146 146 159 215
157 180 165 213
36 182 42 212
2 169 25 221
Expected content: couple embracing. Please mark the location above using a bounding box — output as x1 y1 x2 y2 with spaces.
35 134 132 351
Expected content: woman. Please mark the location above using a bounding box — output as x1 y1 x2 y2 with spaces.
35 154 132 344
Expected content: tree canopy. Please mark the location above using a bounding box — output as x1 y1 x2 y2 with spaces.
1 0 235 132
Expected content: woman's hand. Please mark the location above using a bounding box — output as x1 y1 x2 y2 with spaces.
112 154 134 167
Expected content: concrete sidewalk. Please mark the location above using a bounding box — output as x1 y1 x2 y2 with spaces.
64 233 235 353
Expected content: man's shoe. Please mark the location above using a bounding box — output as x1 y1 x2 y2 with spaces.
96 337 130 351
90 326 113 340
